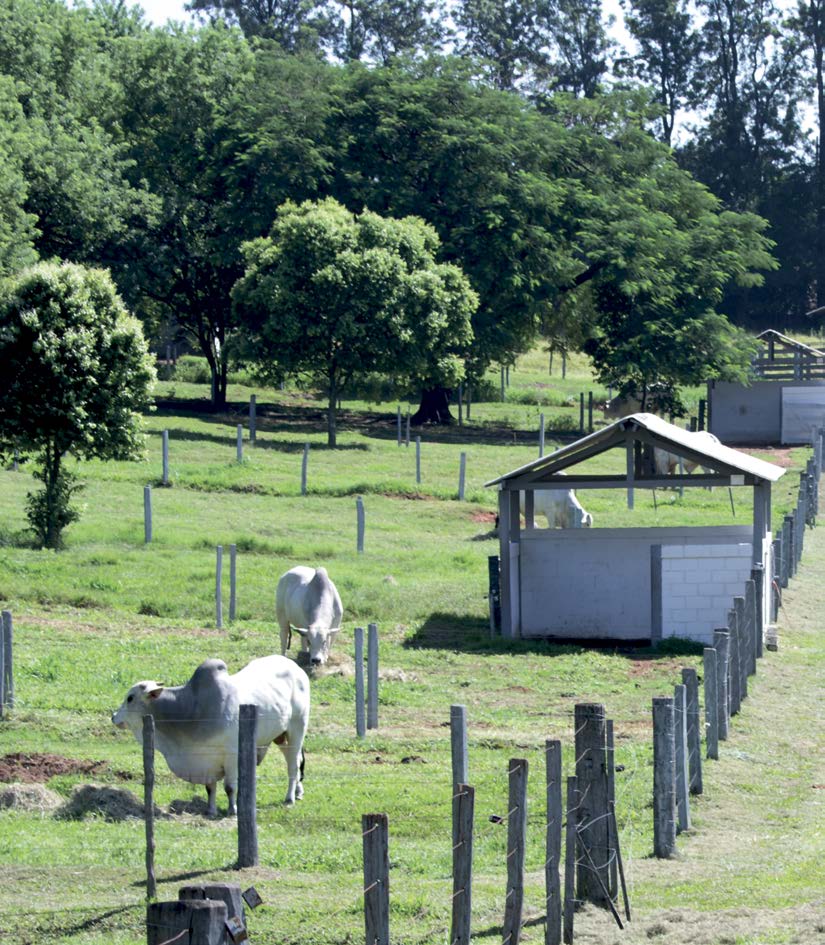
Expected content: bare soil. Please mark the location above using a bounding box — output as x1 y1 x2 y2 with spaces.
0 753 108 783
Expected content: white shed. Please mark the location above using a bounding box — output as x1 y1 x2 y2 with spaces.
486 414 785 645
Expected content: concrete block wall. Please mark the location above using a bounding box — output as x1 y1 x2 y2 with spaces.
660 543 753 644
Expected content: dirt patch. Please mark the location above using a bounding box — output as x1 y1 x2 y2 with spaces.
56 783 160 821
0 753 108 784
0 783 63 813
470 510 497 523
737 446 795 467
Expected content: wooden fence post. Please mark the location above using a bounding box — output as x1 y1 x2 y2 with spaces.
229 544 237 622
162 430 169 485
143 715 156 900
681 668 703 794
673 685 691 833
356 496 365 554
236 424 243 463
2 610 13 711
301 443 309 496
363 813 390 945
144 485 152 544
237 704 259 868
734 596 748 702
458 451 467 501
751 565 764 660
215 546 223 630
771 538 781 622
178 885 244 928
147 901 227 945
451 783 474 945
587 391 594 433
781 517 792 586
355 627 365 738
703 648 719 760
579 393 585 434
503 758 528 945
652 697 676 858
545 741 562 945
713 630 730 740
574 703 609 904
563 776 577 945
606 720 617 900
367 623 379 731
745 579 758 674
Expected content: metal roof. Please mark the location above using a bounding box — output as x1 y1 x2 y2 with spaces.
756 329 825 357
485 413 786 487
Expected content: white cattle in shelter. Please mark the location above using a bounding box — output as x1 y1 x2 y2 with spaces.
520 481 594 529
276 566 343 667
654 430 721 476
112 655 310 816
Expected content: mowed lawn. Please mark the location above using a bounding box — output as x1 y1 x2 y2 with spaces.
0 356 822 945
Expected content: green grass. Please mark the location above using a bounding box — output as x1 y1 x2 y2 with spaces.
0 349 822 945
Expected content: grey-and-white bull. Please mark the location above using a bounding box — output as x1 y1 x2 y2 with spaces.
276 566 343 666
112 655 310 816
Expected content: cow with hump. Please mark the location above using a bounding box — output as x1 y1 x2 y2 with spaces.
276 565 343 666
112 655 310 816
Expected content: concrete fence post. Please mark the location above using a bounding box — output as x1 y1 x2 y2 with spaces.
703 647 719 760
681 667 703 794
450 704 468 788
249 395 256 443
673 684 691 833
144 486 152 544
229 544 237 622
215 546 223 630
236 424 243 463
2 610 13 712
354 626 365 738
301 443 309 496
539 413 546 457
367 623 379 731
713 629 730 740
162 430 169 485
458 451 467 501
415 436 421 485
356 496 365 553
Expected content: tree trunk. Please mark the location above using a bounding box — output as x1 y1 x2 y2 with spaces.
209 360 228 409
44 444 62 550
411 386 454 425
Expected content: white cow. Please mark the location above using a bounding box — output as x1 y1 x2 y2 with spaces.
276 566 343 666
112 655 310 816
519 482 593 529
654 431 720 476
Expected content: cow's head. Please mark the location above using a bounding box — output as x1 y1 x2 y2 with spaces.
112 680 164 735
294 626 340 666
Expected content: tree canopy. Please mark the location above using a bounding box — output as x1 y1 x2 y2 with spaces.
0 262 155 547
232 198 476 444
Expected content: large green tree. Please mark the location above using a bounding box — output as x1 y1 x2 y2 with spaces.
0 262 155 549
232 198 476 444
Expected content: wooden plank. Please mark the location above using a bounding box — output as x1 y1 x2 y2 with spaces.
545 741 562 945
673 685 691 833
563 777 577 945
652 697 676 858
363 813 390 945
237 704 258 868
503 759 528 945
451 784 474 945
574 704 609 904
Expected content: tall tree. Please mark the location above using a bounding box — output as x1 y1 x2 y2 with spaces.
232 198 476 444
0 77 37 276
0 262 155 549
550 0 612 97
791 0 825 308
185 0 333 50
621 0 699 145
453 0 556 90
106 23 255 407
331 0 445 63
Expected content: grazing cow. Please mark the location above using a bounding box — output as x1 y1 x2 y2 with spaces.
654 431 721 476
519 478 594 529
112 655 310 816
276 566 343 666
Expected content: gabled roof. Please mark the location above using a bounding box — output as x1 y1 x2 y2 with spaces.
756 329 825 358
485 413 786 488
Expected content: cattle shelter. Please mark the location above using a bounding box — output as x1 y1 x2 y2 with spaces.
709 330 825 444
486 414 784 645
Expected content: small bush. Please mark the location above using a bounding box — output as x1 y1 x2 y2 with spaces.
172 355 212 384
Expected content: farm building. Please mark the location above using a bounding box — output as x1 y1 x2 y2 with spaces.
487 414 784 645
709 329 825 444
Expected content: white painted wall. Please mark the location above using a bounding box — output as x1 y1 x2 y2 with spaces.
517 525 754 640
659 543 753 645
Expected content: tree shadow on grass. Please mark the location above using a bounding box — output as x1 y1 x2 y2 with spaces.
405 612 703 659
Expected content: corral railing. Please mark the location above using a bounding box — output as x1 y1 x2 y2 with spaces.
751 350 825 380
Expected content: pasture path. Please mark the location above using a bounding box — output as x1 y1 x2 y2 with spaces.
573 518 825 945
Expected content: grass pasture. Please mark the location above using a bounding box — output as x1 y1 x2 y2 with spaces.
0 353 823 945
